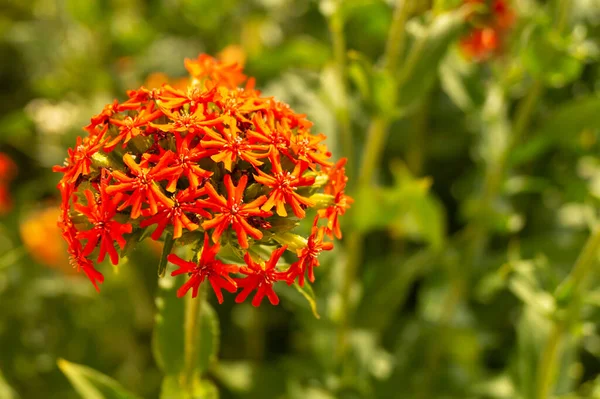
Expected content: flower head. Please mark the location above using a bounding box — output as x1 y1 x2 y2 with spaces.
54 52 352 307
460 0 515 61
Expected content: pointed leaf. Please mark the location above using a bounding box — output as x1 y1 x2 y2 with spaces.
293 282 320 319
158 233 175 278
58 359 140 399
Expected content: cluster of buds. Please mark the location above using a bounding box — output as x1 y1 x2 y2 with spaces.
54 54 352 306
460 0 515 61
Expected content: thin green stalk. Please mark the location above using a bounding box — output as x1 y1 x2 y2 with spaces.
384 0 410 72
511 80 544 145
328 2 354 176
336 0 411 361
535 227 600 399
183 284 205 397
407 95 430 175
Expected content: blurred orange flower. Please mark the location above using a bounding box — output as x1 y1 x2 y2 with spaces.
460 0 515 61
20 206 75 273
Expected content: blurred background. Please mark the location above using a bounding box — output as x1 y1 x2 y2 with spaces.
2 0 600 398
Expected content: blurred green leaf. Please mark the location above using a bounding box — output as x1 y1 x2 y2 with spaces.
510 96 600 167
354 162 446 248
293 282 320 319
396 7 469 111
439 49 485 111
521 23 584 88
372 69 398 117
514 305 579 398
0 369 19 399
347 50 373 101
153 275 220 377
160 376 219 399
58 359 140 399
212 361 253 393
357 250 435 330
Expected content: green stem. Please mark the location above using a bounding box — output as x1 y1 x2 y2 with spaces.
328 2 354 175
183 284 204 397
407 95 430 175
511 80 544 145
384 0 410 72
535 226 600 399
535 323 564 399
336 0 411 362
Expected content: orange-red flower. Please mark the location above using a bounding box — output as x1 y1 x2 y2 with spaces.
287 225 333 286
142 133 214 192
460 0 515 61
185 53 246 89
235 246 288 306
254 152 315 218
319 158 353 239
105 103 163 151
169 234 239 302
0 153 16 215
106 153 173 219
201 118 269 171
291 131 332 168
52 135 104 184
200 174 271 248
75 188 133 265
140 188 211 240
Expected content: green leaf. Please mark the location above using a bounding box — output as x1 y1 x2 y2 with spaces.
510 96 600 167
353 162 446 248
160 375 219 399
293 282 320 319
57 359 140 399
153 275 220 376
439 48 486 111
158 233 175 278
513 305 578 398
371 69 398 118
0 369 19 399
356 250 436 330
396 7 469 111
347 50 373 102
521 22 584 88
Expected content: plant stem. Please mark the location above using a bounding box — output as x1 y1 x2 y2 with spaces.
336 0 411 362
407 95 430 175
535 226 600 399
328 1 354 176
183 284 204 396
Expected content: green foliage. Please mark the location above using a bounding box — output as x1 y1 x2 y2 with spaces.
58 359 140 399
160 376 219 399
153 275 219 377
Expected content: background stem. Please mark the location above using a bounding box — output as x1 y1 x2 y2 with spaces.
329 0 354 177
336 0 411 362
183 284 204 396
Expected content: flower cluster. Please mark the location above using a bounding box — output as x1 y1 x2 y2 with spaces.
54 53 352 306
460 0 515 61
